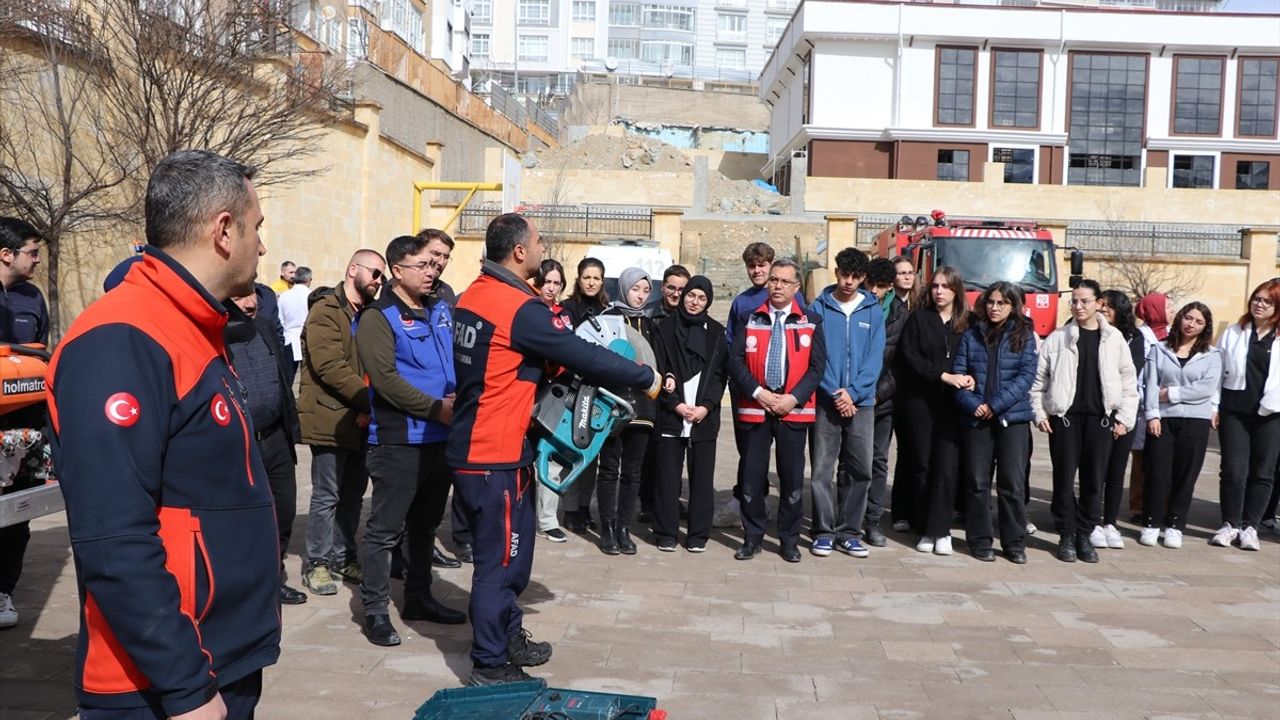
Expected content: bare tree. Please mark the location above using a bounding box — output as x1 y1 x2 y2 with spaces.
0 1 136 338
1090 196 1203 301
0 0 350 338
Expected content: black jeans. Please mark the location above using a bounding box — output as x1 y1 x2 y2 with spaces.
963 421 1030 552
741 417 808 547
359 443 451 615
258 425 296 572
869 409 894 526
891 395 933 531
597 426 649 526
1101 428 1137 527
653 436 716 545
923 406 962 539
1218 410 1280 530
1048 414 1114 537
1142 417 1210 530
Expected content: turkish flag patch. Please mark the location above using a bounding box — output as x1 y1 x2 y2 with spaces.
104 392 141 427
551 316 566 330
210 394 232 427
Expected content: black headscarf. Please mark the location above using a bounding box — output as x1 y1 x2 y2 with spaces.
671 275 715 381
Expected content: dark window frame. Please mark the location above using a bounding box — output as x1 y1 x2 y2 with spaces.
1065 50 1150 187
1235 55 1280 140
1171 154 1216 189
988 47 1043 131
1169 54 1225 137
934 45 978 128
992 146 1036 184
1235 159 1271 190
936 148 971 182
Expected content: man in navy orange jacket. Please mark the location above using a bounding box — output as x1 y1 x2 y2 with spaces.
48 150 279 720
449 213 661 686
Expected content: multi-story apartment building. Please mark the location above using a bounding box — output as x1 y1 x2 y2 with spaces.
762 0 1278 191
469 0 611 96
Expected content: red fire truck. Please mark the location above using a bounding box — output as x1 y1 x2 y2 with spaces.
873 210 1083 337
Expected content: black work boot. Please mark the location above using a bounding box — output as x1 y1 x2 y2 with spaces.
468 663 532 686
1075 533 1100 563
401 593 467 624
1056 533 1078 562
617 525 637 555
864 519 887 548
362 614 401 646
507 628 553 666
599 521 620 555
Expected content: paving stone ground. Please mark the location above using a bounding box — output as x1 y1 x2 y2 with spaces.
2 414 1278 720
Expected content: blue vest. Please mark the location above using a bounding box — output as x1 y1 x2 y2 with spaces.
366 296 455 445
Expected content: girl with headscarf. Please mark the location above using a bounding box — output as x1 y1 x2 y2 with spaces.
1129 292 1170 520
595 267 656 555
650 276 728 552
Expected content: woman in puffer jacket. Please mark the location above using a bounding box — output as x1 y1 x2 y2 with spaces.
1140 301 1221 549
952 282 1038 564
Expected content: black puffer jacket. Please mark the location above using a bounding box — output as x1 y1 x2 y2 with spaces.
875 295 909 417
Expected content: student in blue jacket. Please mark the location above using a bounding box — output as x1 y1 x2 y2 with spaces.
806 248 885 558
953 282 1038 564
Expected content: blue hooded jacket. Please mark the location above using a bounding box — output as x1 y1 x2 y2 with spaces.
810 285 885 407
952 320 1038 425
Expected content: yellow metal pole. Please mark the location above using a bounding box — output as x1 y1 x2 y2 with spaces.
410 181 503 233
442 186 480 233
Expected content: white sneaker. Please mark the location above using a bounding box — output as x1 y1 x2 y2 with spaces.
1209 524 1238 547
916 536 935 553
712 497 741 528
1162 528 1183 549
1238 526 1261 551
1103 524 1125 549
0 592 17 629
891 520 911 532
933 536 953 556
1026 522 1037 536
1138 527 1160 547
1088 525 1108 548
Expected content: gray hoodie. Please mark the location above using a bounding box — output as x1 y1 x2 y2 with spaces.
1144 343 1222 421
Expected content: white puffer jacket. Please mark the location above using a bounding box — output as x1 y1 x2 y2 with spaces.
1030 315 1139 429
1218 322 1280 416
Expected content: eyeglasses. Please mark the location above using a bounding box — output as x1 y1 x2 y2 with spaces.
664 284 685 293
15 248 39 259
353 263 383 281
1251 296 1275 308
766 277 798 287
986 299 1010 308
396 261 433 273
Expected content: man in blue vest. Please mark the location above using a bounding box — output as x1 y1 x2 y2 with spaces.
355 230 466 646
728 258 826 563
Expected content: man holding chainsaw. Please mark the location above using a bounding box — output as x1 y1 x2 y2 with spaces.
449 213 662 687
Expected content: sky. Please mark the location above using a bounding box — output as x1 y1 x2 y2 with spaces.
1220 0 1280 12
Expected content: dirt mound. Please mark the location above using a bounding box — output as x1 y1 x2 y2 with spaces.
528 134 692 172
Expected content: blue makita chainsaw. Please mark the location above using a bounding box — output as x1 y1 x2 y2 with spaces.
530 314 653 495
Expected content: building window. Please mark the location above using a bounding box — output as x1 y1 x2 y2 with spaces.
572 0 595 21
1172 155 1215 188
641 40 693 66
643 4 695 32
1237 57 1279 138
472 0 491 22
937 150 970 182
608 38 639 59
518 0 550 25
609 2 641 25
1172 56 1224 135
715 47 746 69
471 33 489 57
1236 160 1270 190
717 12 746 36
571 37 594 59
518 34 549 61
1067 53 1146 187
382 0 425 53
991 49 1040 129
993 147 1035 184
935 46 976 126
765 16 786 46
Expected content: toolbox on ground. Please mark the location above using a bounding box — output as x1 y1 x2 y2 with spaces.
413 679 666 720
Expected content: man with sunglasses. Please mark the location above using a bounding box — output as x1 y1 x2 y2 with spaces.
355 232 467 646
297 249 385 596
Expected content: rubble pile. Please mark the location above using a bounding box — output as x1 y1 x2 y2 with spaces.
707 173 788 215
526 134 691 172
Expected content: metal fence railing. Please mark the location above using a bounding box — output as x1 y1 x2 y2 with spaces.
457 202 652 239
1065 221 1243 258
